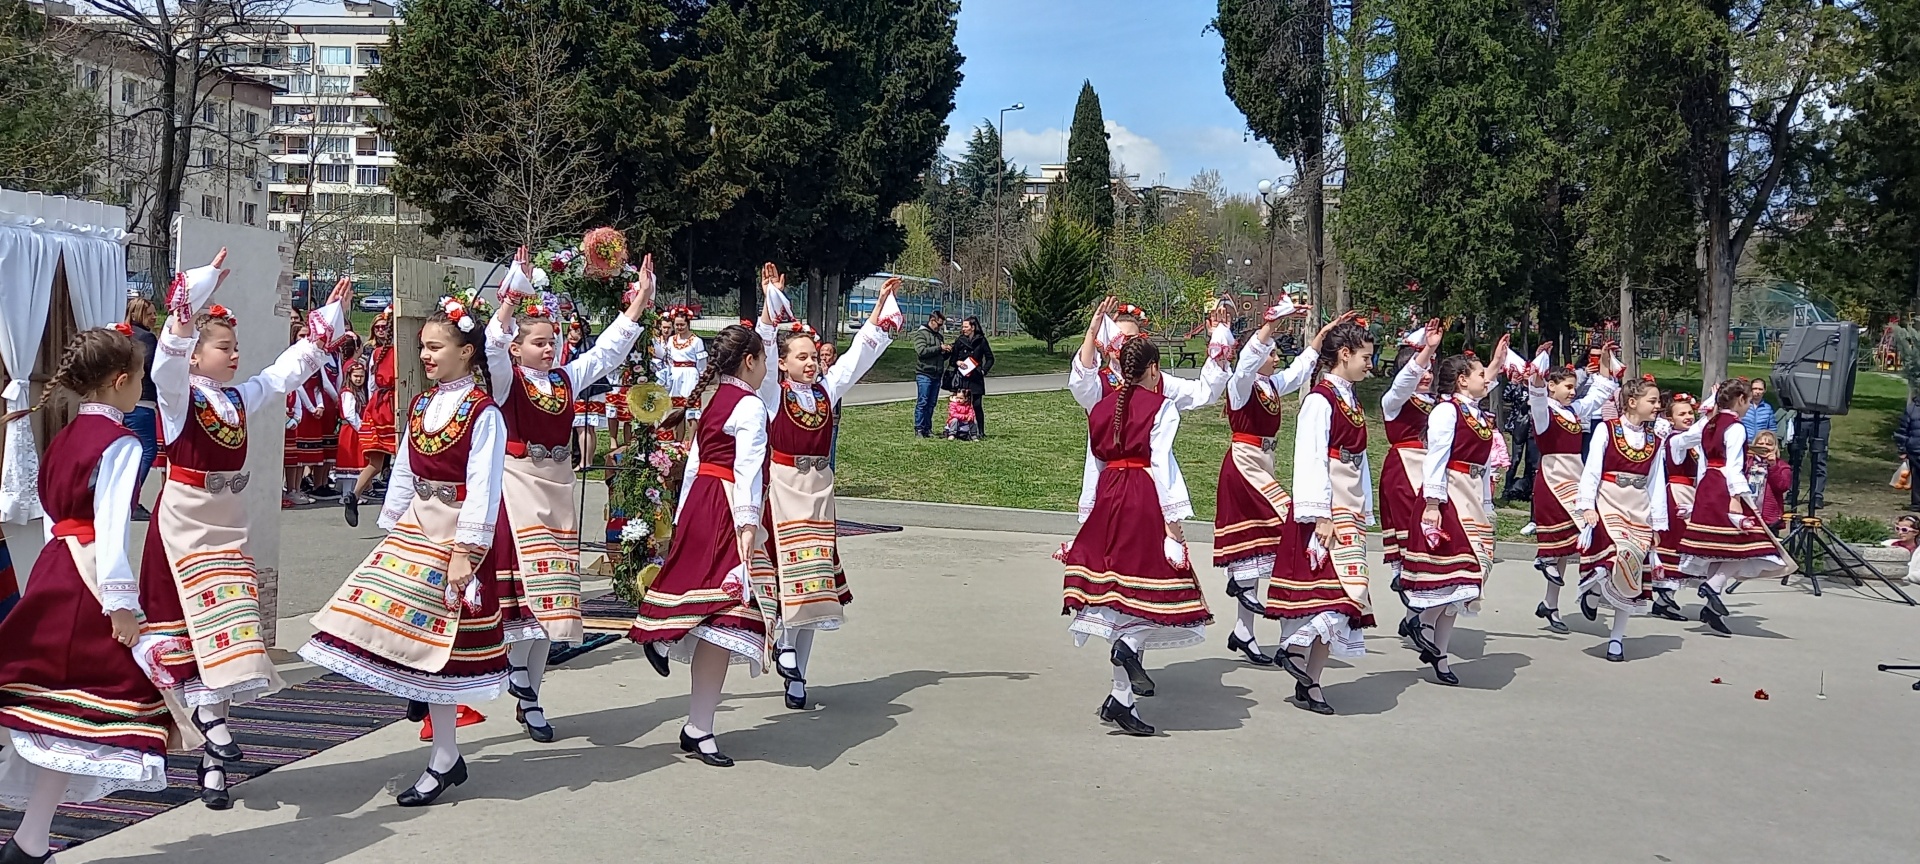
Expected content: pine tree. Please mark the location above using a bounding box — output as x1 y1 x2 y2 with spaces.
0 0 105 193
1064 81 1115 233
1010 214 1104 352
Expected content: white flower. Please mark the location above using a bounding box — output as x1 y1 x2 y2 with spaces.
619 520 652 542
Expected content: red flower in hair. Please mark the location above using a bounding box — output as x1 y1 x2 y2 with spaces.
1641 373 1656 383
206 304 236 326
111 322 135 337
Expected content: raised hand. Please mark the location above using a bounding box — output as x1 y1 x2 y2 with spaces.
1312 309 1358 351
623 253 656 318
761 262 785 294
329 275 352 307
870 276 901 325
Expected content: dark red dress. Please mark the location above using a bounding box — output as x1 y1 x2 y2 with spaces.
363 344 399 456
1379 395 1433 574
493 367 574 641
1676 411 1785 572
1400 397 1497 607
1532 405 1586 561
1268 380 1375 629
139 384 250 688
1213 383 1290 567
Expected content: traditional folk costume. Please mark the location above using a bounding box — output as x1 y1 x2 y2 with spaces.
334 381 367 489
287 365 340 476
1528 376 1616 630
483 312 643 738
1400 392 1497 683
1212 332 1318 664
0 406 175 829
1669 409 1793 633
1061 380 1210 734
751 317 893 709
1066 326 1231 528
1378 357 1434 589
1649 414 1702 619
652 327 707 426
362 341 399 457
1573 418 1669 661
144 306 338 803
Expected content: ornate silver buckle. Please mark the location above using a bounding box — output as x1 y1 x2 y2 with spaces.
205 471 250 494
1611 472 1648 490
414 479 461 505
1334 448 1362 467
524 444 572 463
1462 463 1487 480
1259 436 1277 454
792 455 831 473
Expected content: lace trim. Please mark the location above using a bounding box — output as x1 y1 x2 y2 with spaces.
97 585 141 613
502 619 549 645
296 640 507 704
731 504 761 527
1294 500 1333 522
179 674 274 708
663 627 766 676
78 402 125 422
454 522 495 548
1277 611 1367 659
1160 498 1192 521
0 731 167 807
1067 608 1206 651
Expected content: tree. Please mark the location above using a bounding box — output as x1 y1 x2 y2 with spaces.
1010 214 1103 351
1111 207 1219 327
889 201 939 279
0 0 106 193
1063 80 1115 233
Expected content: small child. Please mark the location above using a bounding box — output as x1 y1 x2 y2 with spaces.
943 390 978 441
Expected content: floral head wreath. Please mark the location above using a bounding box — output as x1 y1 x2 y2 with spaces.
110 322 135 337
1112 303 1149 326
668 305 694 322
373 308 393 327
515 291 559 321
203 304 237 328
1670 392 1696 404
777 321 818 338
436 293 490 333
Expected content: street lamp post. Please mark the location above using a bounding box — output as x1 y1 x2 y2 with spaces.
993 102 1023 336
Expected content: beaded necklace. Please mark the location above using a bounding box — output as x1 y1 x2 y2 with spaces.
1253 382 1282 415
1326 379 1366 429
409 386 485 455
782 381 831 430
192 386 247 449
519 368 571 415
1456 396 1494 440
1611 419 1657 463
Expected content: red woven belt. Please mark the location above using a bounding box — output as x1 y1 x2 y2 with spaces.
51 518 95 543
1107 457 1149 469
1705 458 1727 468
697 462 735 482
1668 475 1694 487
1230 433 1271 447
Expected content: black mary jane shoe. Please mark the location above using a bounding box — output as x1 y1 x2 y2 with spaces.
1227 632 1274 666
396 757 468 807
774 647 805 683
1534 560 1564 586
406 700 430 723
1427 653 1460 686
506 663 539 702
1650 597 1689 621
516 704 556 744
342 491 360 528
1292 682 1335 715
191 709 244 762
1224 579 1266 615
784 686 808 711
1276 650 1315 689
644 642 672 678
199 762 233 811
1579 590 1599 622
1697 583 1730 617
1606 640 1625 663
679 728 735 767
1110 641 1155 698
1097 696 1155 736
1406 621 1441 660
1700 607 1732 636
0 837 53 864
1396 614 1415 640
1536 603 1569 634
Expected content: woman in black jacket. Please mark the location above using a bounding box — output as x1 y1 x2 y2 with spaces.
948 316 995 438
1895 391 1920 511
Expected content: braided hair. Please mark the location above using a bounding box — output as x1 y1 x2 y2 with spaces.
1712 377 1750 411
2 327 142 424
1431 354 1481 399
663 324 763 429
1316 320 1374 373
1619 376 1660 420
1110 336 1160 448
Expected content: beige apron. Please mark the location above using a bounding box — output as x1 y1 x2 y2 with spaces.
1539 452 1583 522
502 456 582 643
155 482 282 694
65 536 199 752
1449 467 1496 612
310 493 466 672
1590 478 1654 609
757 461 843 630
1232 440 1294 520
1326 459 1374 616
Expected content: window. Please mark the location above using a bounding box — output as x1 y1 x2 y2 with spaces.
320 135 350 154
356 46 382 66
282 163 310 183
361 194 395 216
201 195 219 218
320 46 351 66
243 112 258 134
120 127 135 149
121 80 136 104
316 192 354 211
376 135 393 153
202 102 217 123
85 68 100 90
287 44 312 64
118 180 133 202
355 136 378 156
316 163 349 184
280 134 309 155
242 203 257 226
359 106 390 125
319 105 351 124
289 74 313 95
356 165 389 186
244 157 259 178
261 46 283 65
319 75 351 95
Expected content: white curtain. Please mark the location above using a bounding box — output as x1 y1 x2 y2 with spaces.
55 222 129 330
0 219 61 523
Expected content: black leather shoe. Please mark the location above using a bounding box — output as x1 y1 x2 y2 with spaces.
406 700 429 723
1407 621 1441 659
1428 654 1459 686
1579 590 1599 622
1276 650 1314 688
1097 696 1155 736
774 647 805 683
679 727 735 767
1293 685 1335 715
1698 583 1729 617
1650 598 1689 621
506 663 539 702
1534 560 1564 586
1227 632 1273 666
0 837 53 863
517 705 555 743
1700 607 1732 636
644 642 671 678
343 492 360 527
785 687 807 711
1110 641 1155 698
1536 603 1569 634
199 762 232 811
396 757 468 806
191 709 244 762
1224 579 1266 615
1396 614 1415 640
1606 640 1625 662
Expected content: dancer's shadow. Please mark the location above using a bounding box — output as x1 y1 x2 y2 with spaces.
1319 666 1422 715
1451 652 1530 690
1137 658 1258 732
723 669 1035 769
1581 634 1683 662
1712 602 1791 639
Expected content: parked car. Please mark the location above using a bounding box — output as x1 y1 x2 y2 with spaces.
359 294 393 312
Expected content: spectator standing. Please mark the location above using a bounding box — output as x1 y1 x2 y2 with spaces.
1894 390 1920 511
818 340 841 469
911 311 947 437
1742 377 1777 439
1497 372 1535 501
124 296 161 520
1750 430 1791 530
948 316 995 439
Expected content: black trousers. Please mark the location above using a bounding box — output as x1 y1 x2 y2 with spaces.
1906 451 1920 510
1786 414 1831 508
969 390 987 436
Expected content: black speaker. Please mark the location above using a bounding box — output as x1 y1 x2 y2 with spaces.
1772 322 1859 416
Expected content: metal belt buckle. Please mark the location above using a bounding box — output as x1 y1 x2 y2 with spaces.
794 455 831 473
1260 437 1277 454
1336 449 1362 467
414 479 459 505
205 471 250 494
527 444 572 463
1613 473 1647 490
1466 463 1487 480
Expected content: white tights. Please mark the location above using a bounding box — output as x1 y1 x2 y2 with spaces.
1541 560 1569 609
414 702 460 795
1609 607 1631 644
507 638 552 725
9 762 68 857
1231 603 1262 654
777 628 816 698
684 639 730 754
1108 633 1144 708
197 701 232 791
1418 606 1460 673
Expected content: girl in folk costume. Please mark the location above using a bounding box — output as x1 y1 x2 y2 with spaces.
1379 320 1443 634
567 319 610 471
333 358 369 495
1211 300 1327 665
0 329 180 863
483 247 655 742
1572 376 1669 662
299 297 511 806
752 267 900 710
1668 379 1794 635
652 306 708 440
627 326 770 767
1061 322 1212 738
1527 350 1621 634
286 351 343 500
1401 338 1510 686
144 255 350 809
1272 316 1377 715
344 310 399 527
1647 394 1702 621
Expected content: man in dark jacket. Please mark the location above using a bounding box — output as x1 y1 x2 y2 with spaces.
911 311 947 437
1895 392 1920 511
125 296 162 520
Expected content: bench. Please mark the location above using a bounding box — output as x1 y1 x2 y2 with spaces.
1151 335 1199 368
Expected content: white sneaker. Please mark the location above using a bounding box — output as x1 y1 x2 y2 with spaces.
289 491 314 505
1519 521 1537 536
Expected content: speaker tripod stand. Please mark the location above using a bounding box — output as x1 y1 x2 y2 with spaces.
1768 415 1914 604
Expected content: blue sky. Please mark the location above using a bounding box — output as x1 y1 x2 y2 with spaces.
946 0 1287 193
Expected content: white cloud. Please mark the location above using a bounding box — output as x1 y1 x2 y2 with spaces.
1103 121 1167 186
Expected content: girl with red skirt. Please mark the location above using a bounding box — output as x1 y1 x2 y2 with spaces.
1669 379 1793 634
628 326 769 767
1402 338 1508 685
1649 394 1701 620
1213 305 1325 665
334 358 368 490
0 328 177 862
1528 351 1618 633
1061 329 1210 737
344 311 399 526
300 300 511 806
1272 316 1377 715
1573 377 1668 661
1380 321 1441 637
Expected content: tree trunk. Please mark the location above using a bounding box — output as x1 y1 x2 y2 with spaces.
822 271 842 340
1697 8 1734 394
149 56 184 291
806 265 826 335
1618 270 1638 379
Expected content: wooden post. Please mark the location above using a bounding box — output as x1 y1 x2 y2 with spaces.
1619 271 1638 379
391 257 467 402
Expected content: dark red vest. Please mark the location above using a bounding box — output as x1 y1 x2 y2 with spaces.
696 382 753 470
1537 404 1585 456
170 385 249 472
1316 380 1369 454
42 413 133 524
1385 395 1433 448
769 382 834 457
1227 384 1285 438
1444 397 1495 466
405 387 493 483
497 368 575 448
1088 385 1165 463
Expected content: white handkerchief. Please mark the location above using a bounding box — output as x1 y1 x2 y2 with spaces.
1306 534 1328 570
1499 346 1530 378
957 357 978 376
1096 316 1126 354
766 283 795 323
1265 296 1299 321
498 266 534 304
1531 344 1552 376
874 292 904 332
445 576 483 611
1164 536 1188 569
1400 325 1426 348
173 262 224 315
306 301 349 350
721 563 751 602
1577 522 1595 553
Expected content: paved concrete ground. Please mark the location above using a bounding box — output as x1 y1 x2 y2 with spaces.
45 503 1920 864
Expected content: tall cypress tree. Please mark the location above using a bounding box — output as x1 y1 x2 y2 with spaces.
1064 81 1115 233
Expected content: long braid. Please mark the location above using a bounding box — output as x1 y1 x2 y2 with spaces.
1111 337 1159 449
3 328 141 425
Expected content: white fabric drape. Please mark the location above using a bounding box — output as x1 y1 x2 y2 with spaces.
0 219 61 523
55 221 128 330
